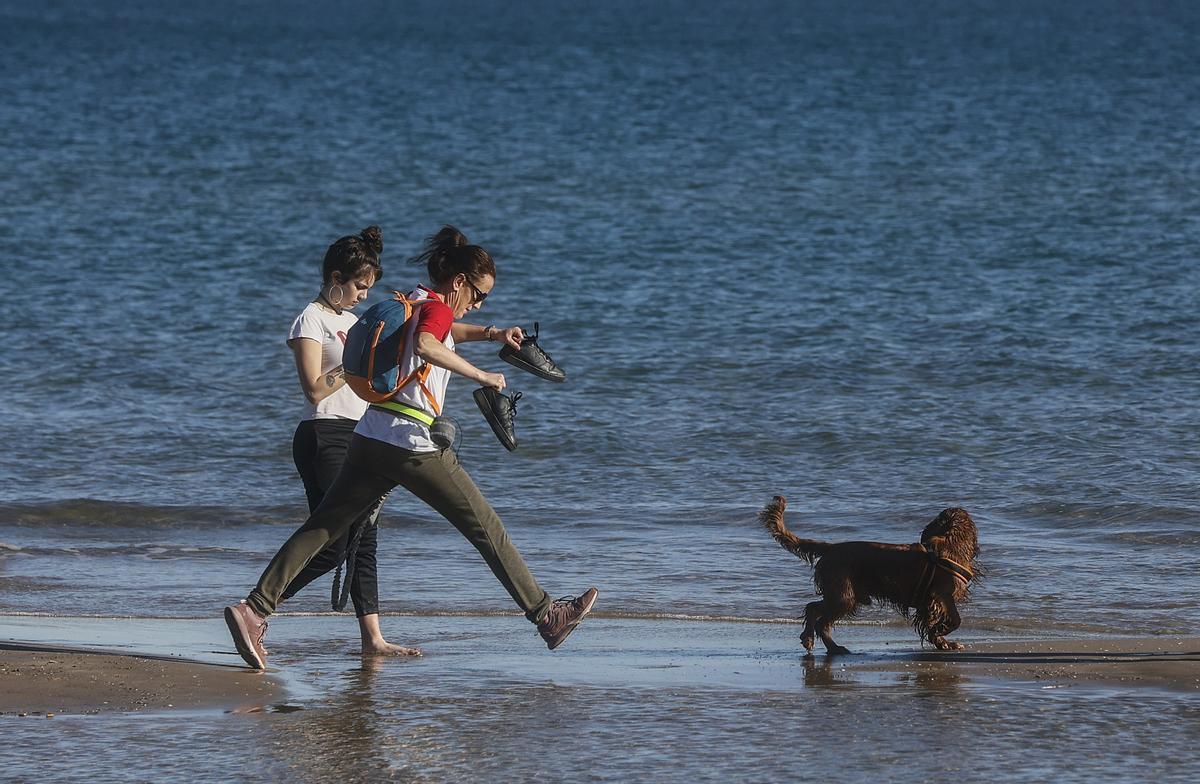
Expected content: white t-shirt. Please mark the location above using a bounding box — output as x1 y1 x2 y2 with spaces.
288 302 369 422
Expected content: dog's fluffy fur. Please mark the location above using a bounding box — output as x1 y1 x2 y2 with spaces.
759 495 979 654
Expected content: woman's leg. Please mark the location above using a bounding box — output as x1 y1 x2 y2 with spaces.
281 420 349 601
282 420 384 610
291 420 326 512
368 439 551 624
348 516 380 616
246 463 395 618
344 520 417 654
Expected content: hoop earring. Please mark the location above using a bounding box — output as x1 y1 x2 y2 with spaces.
329 285 345 307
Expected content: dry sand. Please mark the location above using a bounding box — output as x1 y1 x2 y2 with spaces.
0 643 281 716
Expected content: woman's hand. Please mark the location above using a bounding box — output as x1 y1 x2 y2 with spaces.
478 371 507 392
495 326 525 350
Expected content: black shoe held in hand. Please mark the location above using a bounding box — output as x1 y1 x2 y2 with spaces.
473 387 522 451
499 322 566 383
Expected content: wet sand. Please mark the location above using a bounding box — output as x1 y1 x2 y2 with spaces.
1 615 1196 719
3 618 1194 783
0 643 281 715
855 636 1200 692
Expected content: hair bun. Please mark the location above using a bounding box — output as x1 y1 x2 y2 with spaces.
434 225 467 249
408 224 493 284
359 225 383 254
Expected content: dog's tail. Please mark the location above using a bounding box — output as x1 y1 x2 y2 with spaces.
759 496 831 566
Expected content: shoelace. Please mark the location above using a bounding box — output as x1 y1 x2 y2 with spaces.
541 596 580 626
523 322 558 365
498 390 522 425
239 601 269 651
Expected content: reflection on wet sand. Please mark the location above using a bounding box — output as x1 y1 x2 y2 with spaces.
801 655 967 691
273 657 443 779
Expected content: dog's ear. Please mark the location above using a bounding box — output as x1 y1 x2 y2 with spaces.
921 512 949 543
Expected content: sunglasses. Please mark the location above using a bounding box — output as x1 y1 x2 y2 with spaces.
464 277 488 305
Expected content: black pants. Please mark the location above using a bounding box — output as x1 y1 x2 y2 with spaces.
281 418 380 617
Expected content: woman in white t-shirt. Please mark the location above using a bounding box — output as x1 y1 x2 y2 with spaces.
276 225 417 656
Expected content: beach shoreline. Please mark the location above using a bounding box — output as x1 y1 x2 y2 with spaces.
0 643 281 716
1 628 1195 718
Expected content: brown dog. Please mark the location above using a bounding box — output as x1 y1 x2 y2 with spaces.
760 496 979 654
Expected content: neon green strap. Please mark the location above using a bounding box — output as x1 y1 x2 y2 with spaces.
370 400 435 427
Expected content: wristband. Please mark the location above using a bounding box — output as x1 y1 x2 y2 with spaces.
484 325 497 341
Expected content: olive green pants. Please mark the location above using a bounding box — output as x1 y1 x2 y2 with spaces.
247 434 551 623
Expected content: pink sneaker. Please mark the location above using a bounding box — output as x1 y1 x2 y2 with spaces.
224 601 268 669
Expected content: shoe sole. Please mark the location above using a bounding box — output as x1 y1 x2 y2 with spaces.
546 589 598 651
224 605 265 670
473 388 518 451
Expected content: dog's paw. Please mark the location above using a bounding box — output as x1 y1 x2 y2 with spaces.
932 638 964 651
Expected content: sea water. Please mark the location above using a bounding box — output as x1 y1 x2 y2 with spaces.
1 0 1198 781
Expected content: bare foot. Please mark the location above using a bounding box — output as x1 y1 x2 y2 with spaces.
356 614 421 656
362 639 422 656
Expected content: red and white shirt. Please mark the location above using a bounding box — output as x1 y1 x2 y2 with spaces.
355 286 456 452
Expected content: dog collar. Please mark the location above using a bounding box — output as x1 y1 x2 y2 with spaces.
909 546 974 609
935 555 974 585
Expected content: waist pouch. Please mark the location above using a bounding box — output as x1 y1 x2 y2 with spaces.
371 401 458 451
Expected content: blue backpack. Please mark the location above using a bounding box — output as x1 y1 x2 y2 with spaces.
343 292 434 405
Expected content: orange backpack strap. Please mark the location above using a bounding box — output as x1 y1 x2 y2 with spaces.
388 295 441 413
369 290 446 417
416 364 442 415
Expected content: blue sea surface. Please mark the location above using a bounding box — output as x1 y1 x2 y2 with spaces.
1 0 1198 781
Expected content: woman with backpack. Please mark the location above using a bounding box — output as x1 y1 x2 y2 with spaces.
276 225 417 656
225 225 598 668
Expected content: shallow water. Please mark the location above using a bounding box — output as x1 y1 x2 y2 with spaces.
2 0 1199 780
4 616 1200 783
